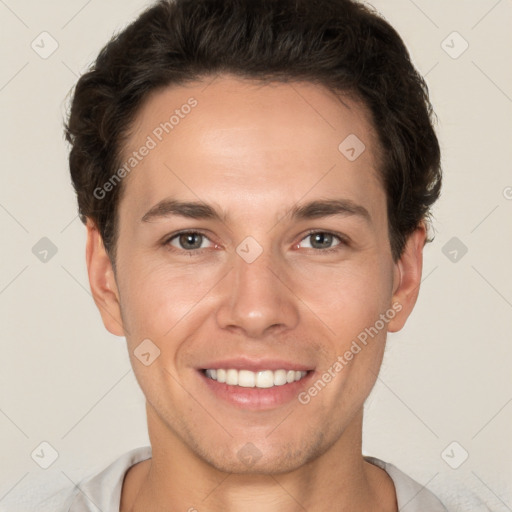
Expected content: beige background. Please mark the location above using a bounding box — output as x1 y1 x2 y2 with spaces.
0 0 511 510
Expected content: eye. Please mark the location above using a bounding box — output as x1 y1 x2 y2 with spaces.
166 231 215 251
298 231 346 251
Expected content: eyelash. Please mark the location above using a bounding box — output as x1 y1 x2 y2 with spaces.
162 229 349 255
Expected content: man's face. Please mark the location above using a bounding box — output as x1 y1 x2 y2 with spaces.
95 75 412 473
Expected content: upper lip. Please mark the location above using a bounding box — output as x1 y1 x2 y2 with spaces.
198 357 313 372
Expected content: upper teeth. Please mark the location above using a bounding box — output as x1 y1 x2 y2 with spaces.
205 369 307 388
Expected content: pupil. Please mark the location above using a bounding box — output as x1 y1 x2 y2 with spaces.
312 233 332 248
180 233 202 249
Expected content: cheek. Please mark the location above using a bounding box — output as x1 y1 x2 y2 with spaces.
293 260 392 338
301 265 392 410
117 259 221 340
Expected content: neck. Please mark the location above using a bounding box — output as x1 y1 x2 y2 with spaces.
123 405 397 512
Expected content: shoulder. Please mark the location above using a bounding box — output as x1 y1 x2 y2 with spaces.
66 446 152 512
364 455 448 511
0 446 152 512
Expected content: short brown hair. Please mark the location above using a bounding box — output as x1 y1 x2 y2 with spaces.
65 0 441 265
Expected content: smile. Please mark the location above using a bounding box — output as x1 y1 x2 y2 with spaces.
203 368 308 388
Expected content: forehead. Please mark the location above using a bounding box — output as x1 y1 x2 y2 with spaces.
118 75 384 221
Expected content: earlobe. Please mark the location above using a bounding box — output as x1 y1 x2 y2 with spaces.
387 223 427 333
85 219 125 337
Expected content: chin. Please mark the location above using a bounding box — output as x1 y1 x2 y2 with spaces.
204 453 305 475
193 433 328 476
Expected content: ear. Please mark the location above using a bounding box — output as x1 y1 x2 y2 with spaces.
85 219 125 337
387 223 427 333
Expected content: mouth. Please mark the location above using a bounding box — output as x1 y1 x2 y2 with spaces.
197 362 314 410
202 368 309 388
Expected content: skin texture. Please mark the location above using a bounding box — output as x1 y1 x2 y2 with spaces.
86 75 426 512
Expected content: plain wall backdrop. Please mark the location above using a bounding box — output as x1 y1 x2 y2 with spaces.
0 1 511 510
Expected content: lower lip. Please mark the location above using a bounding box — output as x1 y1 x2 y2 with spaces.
198 370 314 410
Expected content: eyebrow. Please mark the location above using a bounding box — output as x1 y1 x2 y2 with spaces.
141 198 371 224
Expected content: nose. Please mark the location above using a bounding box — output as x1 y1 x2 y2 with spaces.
215 246 300 339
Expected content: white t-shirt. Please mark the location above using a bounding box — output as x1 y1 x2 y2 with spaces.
4 446 449 511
